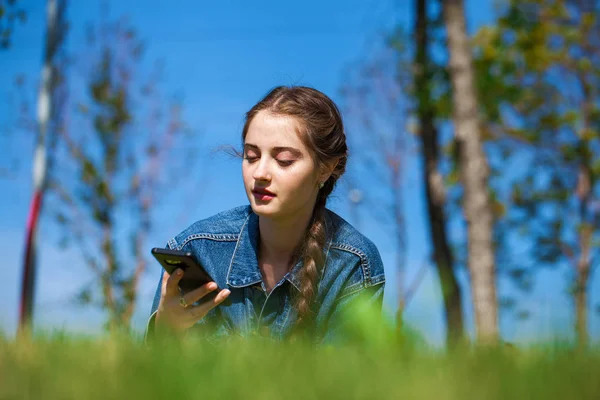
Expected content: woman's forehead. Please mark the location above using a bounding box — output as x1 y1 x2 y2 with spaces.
245 111 307 150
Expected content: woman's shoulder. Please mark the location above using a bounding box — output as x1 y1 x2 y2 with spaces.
167 205 252 249
325 208 381 259
324 209 385 286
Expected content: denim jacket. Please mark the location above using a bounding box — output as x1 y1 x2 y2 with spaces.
147 205 385 344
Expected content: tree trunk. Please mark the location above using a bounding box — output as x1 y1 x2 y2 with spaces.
574 202 592 348
442 0 498 343
573 69 594 348
572 61 595 346
391 156 407 336
574 272 589 348
415 0 464 346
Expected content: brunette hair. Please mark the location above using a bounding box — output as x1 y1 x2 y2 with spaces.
242 86 348 329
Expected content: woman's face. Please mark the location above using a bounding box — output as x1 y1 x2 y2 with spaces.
242 110 324 221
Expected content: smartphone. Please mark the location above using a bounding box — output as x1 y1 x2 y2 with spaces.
151 247 224 303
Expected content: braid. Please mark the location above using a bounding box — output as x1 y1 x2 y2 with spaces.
293 180 334 333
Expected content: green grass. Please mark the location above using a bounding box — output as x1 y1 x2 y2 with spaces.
1 331 599 400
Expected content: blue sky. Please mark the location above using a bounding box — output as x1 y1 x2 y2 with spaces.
0 0 598 345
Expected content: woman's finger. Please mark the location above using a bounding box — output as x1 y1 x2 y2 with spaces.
187 289 231 319
182 281 218 306
160 270 170 293
164 268 183 298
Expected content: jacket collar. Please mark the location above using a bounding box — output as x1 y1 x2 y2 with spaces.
226 210 263 288
226 207 333 292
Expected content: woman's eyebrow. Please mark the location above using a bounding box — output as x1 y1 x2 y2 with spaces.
272 146 303 157
244 143 303 157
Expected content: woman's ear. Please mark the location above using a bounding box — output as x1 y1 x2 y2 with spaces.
318 158 339 184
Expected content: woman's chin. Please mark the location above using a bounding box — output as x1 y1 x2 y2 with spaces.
250 202 279 217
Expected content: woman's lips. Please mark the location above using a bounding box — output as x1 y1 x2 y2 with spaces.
252 189 276 201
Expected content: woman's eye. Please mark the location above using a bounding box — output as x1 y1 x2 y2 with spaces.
277 160 294 167
244 156 259 163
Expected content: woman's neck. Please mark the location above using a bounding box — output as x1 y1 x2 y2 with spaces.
258 209 313 267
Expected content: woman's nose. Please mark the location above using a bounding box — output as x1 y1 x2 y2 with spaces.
252 159 271 181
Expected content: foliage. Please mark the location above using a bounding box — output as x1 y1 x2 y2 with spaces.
0 0 26 50
471 0 600 340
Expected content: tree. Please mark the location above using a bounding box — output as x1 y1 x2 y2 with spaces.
47 12 198 331
339 30 419 338
472 0 600 346
414 0 464 345
443 0 499 343
340 0 466 347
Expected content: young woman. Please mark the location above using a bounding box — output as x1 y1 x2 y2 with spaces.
147 86 385 343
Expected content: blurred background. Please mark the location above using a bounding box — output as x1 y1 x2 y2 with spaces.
0 0 598 348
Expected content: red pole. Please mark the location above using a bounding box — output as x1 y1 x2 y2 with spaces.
19 191 43 330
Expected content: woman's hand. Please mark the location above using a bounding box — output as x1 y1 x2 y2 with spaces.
155 268 231 334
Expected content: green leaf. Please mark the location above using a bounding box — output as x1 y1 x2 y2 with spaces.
578 58 593 72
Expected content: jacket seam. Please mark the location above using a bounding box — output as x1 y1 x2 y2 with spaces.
338 279 385 300
320 217 334 278
226 213 252 285
338 281 365 300
177 233 239 250
329 243 373 286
